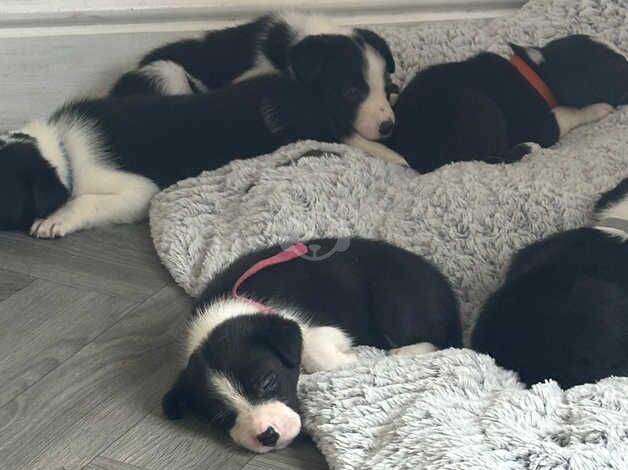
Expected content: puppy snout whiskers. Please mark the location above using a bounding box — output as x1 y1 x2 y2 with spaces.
257 426 280 447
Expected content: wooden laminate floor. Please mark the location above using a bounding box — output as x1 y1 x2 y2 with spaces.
0 223 328 470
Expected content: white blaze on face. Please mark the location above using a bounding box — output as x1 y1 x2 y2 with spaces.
353 46 395 141
210 373 301 453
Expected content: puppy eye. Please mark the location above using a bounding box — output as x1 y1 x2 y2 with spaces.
344 87 364 102
255 371 278 396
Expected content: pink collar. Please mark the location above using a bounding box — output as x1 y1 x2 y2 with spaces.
232 243 309 313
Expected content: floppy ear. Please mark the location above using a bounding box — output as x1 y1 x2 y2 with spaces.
162 371 187 420
288 36 333 85
355 28 395 73
256 317 303 368
508 43 544 66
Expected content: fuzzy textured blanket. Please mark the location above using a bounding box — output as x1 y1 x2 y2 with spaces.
150 0 628 467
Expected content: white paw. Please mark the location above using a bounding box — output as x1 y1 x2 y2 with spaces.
30 214 70 239
587 103 614 121
301 351 358 373
389 342 437 357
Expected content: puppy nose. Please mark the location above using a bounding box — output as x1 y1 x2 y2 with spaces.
379 120 394 138
256 426 279 447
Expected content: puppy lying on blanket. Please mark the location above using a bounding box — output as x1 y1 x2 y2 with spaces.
111 12 400 146
473 177 628 388
390 35 628 173
162 238 462 452
0 50 405 237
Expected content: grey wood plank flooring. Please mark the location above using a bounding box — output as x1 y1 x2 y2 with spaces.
85 456 148 470
0 268 34 302
0 226 171 301
0 224 328 470
101 411 252 470
0 279 133 407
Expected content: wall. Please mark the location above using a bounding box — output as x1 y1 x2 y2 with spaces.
0 1 525 128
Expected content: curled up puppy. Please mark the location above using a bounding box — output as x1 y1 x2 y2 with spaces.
162 238 462 452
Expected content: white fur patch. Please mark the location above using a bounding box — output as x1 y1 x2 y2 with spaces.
186 299 262 358
138 60 196 95
526 47 545 65
186 298 360 375
353 46 395 141
17 121 71 190
552 103 613 137
389 342 438 356
233 56 281 84
301 326 356 373
594 193 628 241
344 134 409 166
25 116 158 238
210 373 301 453
280 11 350 39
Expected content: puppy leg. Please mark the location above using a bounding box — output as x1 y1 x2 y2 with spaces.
301 326 357 373
389 342 437 356
553 103 613 137
30 183 158 238
344 134 409 167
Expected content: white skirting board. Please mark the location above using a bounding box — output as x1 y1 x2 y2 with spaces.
1 1 525 37
0 1 524 128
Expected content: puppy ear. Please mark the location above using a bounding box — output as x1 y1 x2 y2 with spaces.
354 29 396 73
162 372 187 420
509 43 544 66
288 36 332 85
257 317 303 368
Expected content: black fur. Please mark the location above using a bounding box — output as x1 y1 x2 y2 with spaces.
55 73 361 188
472 178 628 388
389 35 628 173
165 237 462 425
0 138 69 230
164 314 302 429
110 15 273 96
288 35 373 139
109 14 395 100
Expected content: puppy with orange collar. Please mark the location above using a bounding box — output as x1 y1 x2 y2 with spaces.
389 35 628 173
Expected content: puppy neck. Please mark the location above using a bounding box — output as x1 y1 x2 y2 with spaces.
17 121 73 192
186 298 307 359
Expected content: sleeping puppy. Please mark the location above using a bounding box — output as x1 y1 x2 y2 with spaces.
162 238 462 452
389 35 628 173
110 12 400 144
472 177 628 388
0 36 407 237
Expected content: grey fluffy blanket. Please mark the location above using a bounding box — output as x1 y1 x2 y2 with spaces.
150 0 628 467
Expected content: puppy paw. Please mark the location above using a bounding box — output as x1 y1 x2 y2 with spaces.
587 103 614 121
30 214 69 239
389 342 437 357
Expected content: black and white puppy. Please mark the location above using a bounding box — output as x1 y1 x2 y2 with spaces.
110 12 399 143
162 238 462 452
0 45 406 236
389 35 628 173
472 177 628 388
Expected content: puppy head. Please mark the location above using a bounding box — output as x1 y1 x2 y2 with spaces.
0 133 69 230
289 32 397 141
510 35 628 107
163 313 303 453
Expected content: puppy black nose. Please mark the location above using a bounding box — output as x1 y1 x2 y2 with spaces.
256 426 279 447
379 120 394 137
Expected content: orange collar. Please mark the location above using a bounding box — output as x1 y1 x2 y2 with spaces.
510 54 558 109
